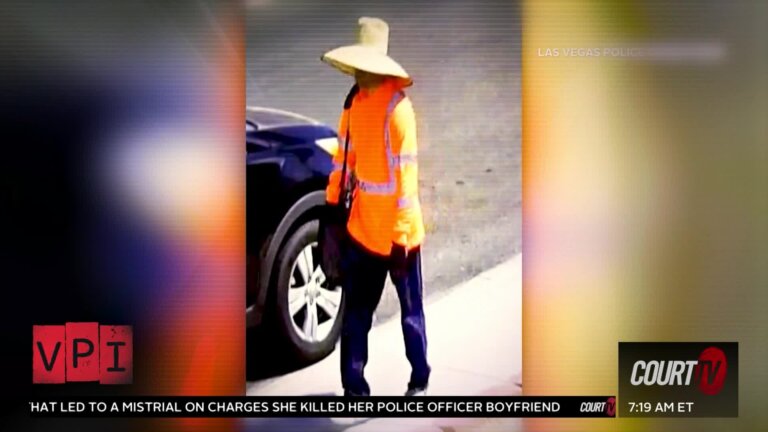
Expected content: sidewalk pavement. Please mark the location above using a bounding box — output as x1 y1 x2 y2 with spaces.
245 253 522 431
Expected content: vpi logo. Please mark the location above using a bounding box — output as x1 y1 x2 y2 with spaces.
629 346 727 395
32 323 132 384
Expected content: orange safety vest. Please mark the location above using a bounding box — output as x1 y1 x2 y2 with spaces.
326 79 425 256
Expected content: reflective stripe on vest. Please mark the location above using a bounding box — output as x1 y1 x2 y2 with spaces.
358 180 394 194
355 90 406 196
391 153 417 167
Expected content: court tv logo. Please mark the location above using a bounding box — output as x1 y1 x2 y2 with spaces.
618 342 738 417
629 346 727 395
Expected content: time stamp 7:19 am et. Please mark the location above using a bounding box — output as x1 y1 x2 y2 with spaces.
627 401 694 414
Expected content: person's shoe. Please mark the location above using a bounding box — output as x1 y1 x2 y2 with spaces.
404 386 428 396
334 389 369 425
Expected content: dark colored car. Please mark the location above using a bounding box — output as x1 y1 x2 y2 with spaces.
246 107 344 363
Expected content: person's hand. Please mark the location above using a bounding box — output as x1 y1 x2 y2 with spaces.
390 243 409 282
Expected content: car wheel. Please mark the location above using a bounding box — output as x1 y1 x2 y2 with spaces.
273 220 345 363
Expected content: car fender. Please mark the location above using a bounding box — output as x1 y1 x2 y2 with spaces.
246 189 326 327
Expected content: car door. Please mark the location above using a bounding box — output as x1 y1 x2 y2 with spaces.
246 121 285 255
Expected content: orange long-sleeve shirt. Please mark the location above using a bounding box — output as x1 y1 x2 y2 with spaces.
326 79 424 256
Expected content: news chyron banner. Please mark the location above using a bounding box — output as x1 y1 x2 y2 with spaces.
28 396 616 418
29 322 618 419
619 342 738 417
32 326 742 419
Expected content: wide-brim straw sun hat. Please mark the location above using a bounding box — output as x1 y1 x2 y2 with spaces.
321 17 412 86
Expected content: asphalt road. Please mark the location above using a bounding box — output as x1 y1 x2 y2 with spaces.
247 0 521 321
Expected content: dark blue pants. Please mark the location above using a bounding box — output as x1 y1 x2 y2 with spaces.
340 240 431 396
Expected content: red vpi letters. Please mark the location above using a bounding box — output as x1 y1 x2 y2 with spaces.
32 323 132 384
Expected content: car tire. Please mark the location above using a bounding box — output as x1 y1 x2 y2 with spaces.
272 220 345 363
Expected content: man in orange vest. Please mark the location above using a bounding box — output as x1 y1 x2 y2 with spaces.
322 17 430 396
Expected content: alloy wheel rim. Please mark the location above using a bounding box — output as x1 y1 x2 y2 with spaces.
288 241 342 342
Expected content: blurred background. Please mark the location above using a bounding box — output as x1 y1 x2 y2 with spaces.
2 1 243 431
524 1 767 431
